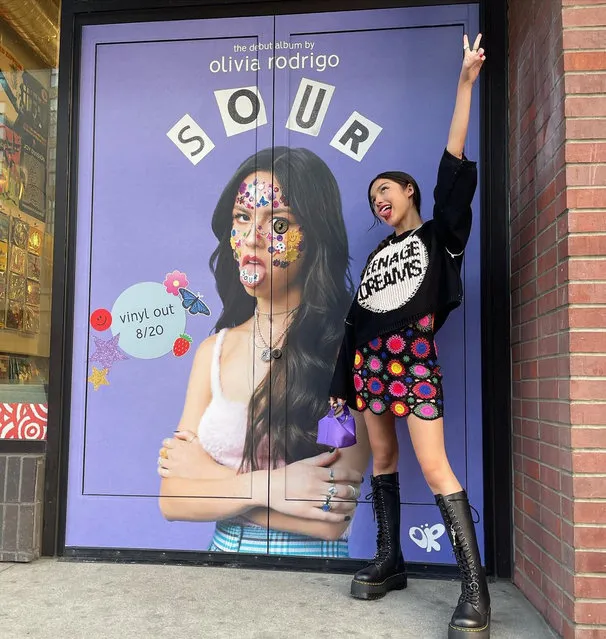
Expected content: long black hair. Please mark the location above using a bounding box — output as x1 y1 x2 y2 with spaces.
209 147 354 471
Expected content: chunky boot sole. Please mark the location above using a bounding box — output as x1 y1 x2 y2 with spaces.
447 613 491 639
350 572 408 600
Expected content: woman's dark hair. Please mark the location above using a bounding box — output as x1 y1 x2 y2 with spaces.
210 147 354 471
367 171 422 224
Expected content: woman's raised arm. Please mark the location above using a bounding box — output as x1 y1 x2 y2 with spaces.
446 33 486 159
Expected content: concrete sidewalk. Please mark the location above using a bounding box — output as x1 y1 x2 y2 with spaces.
1 559 557 639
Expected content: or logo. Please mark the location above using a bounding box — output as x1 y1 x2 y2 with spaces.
357 234 429 313
409 523 446 553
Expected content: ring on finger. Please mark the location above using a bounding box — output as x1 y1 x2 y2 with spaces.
321 498 332 512
159 447 168 459
328 484 338 498
348 484 359 499
329 468 335 482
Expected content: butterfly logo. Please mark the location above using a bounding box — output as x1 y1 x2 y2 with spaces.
409 523 446 553
178 288 211 316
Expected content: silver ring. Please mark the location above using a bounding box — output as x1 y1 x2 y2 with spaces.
348 484 359 499
463 45 469 51
328 484 338 497
329 468 335 482
321 498 332 513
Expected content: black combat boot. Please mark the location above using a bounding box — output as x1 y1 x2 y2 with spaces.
436 491 491 638
350 472 407 600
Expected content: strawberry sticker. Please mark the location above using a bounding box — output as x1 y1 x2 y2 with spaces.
172 334 192 357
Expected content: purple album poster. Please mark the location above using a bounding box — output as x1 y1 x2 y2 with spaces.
66 4 483 564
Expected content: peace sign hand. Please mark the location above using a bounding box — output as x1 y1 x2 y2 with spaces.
461 33 486 85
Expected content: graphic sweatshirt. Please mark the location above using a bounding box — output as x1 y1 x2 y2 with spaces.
330 148 478 407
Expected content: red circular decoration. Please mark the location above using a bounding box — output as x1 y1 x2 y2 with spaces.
90 308 112 331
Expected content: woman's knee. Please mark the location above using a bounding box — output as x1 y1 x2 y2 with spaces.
419 459 454 490
372 444 399 472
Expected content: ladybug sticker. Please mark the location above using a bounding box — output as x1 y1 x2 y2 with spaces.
90 308 112 332
172 334 192 357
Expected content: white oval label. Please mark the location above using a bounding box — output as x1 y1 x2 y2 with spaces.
357 234 429 313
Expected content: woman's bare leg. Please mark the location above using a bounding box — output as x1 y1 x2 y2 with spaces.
406 414 462 495
363 409 399 475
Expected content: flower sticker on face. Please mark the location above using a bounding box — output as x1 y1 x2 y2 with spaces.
236 178 290 211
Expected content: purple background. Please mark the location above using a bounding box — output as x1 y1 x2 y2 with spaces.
66 5 482 564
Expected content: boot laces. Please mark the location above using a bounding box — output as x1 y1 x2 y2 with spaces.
365 485 392 564
444 499 481 606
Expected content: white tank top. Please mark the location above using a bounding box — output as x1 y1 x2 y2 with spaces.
197 329 248 470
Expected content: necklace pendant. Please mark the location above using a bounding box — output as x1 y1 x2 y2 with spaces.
271 348 282 360
261 348 272 363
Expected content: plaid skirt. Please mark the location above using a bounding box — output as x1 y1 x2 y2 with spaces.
209 520 349 557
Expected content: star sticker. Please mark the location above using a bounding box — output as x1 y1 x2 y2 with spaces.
89 334 128 369
88 367 109 391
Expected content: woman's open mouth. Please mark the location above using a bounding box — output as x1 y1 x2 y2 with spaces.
378 204 392 220
240 254 266 288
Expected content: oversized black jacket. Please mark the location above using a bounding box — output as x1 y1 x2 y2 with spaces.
330 148 478 407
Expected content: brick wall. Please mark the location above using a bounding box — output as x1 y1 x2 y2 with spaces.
509 0 606 637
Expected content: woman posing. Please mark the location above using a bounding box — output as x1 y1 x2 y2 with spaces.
158 146 370 557
330 35 490 637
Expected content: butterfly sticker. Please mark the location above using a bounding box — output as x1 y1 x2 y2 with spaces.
178 288 211 316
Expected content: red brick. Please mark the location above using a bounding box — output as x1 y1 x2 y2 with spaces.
568 259 606 280
570 332 606 353
573 451 606 473
563 7 606 28
575 502 606 525
570 355 606 376
542 442 562 468
566 142 606 163
569 308 606 329
538 267 558 294
539 246 559 274
575 601 606 625
563 496 575 522
575 576 606 599
524 495 541 521
568 213 606 234
567 234 606 256
540 401 570 423
524 458 542 481
542 506 564 538
566 96 606 118
575 476 606 499
539 334 561 357
566 72 606 95
568 188 606 209
568 283 606 304
576 527 606 550
572 427 606 446
566 118 606 139
570 379 606 401
540 379 560 400
541 464 562 491
576 550 606 573
563 29 606 50
574 628 606 639
544 573 565 610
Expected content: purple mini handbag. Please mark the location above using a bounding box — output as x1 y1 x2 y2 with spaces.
317 405 357 448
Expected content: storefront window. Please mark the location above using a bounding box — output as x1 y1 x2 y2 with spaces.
0 4 59 440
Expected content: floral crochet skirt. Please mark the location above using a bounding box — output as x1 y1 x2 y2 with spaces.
352 314 444 420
